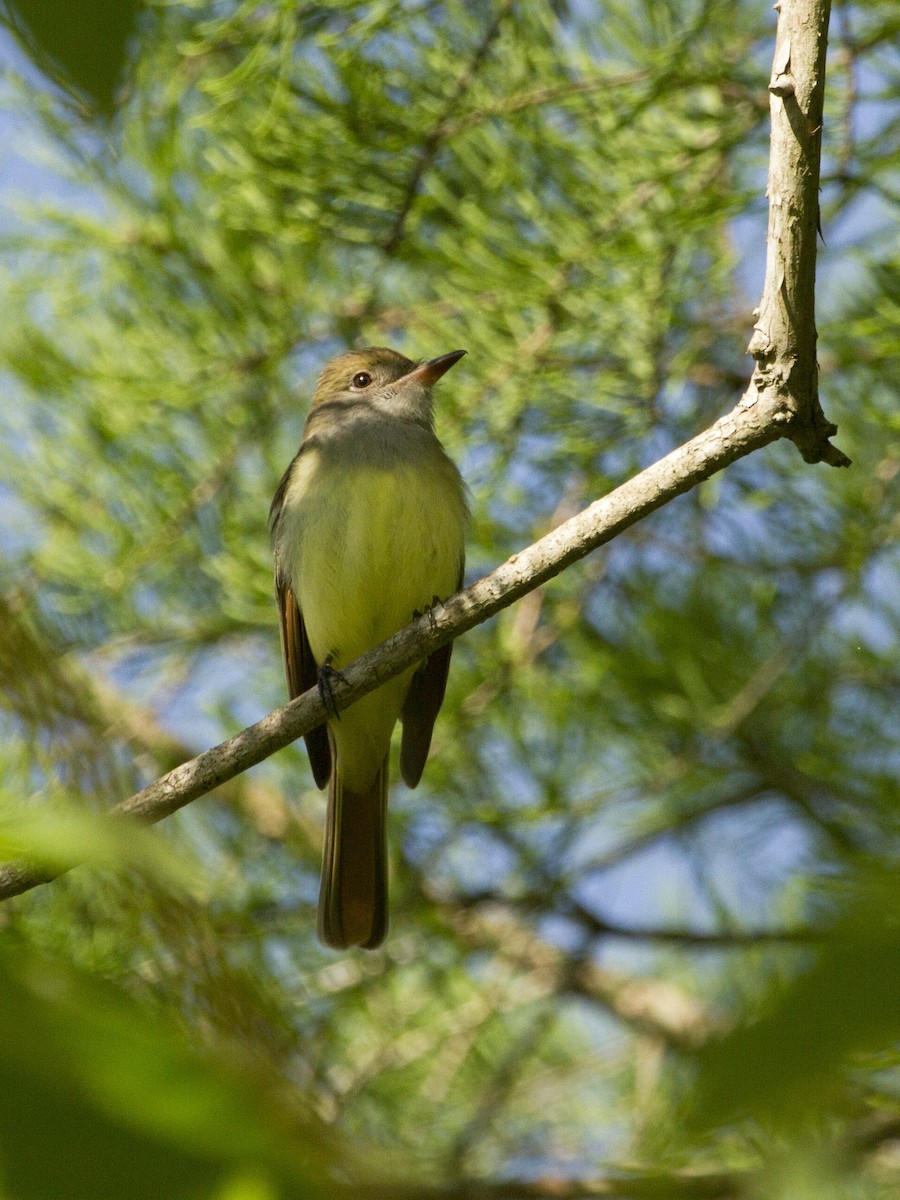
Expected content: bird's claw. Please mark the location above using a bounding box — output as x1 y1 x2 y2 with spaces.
317 656 346 721
413 596 443 631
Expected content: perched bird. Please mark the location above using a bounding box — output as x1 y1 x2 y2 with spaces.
269 347 468 949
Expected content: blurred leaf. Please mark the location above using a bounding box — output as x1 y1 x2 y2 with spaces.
681 869 900 1133
0 944 336 1200
1 0 142 114
0 803 196 890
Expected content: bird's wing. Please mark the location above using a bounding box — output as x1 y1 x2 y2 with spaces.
275 576 331 788
398 563 464 789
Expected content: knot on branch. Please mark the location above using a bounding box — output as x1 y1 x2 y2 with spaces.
747 325 775 365
769 73 795 97
743 346 851 468
751 371 851 467
786 407 853 467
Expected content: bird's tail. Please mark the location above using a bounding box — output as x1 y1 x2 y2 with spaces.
317 749 389 950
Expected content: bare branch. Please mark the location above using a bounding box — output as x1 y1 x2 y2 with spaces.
743 0 849 467
0 398 781 903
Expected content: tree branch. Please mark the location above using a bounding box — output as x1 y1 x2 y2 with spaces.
0 0 844 903
744 0 849 466
356 1172 740 1200
567 906 817 947
0 400 780 903
456 894 818 947
446 902 713 1049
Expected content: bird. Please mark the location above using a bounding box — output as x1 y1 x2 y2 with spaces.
269 347 468 949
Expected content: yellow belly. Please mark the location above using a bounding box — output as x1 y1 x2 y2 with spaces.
281 449 465 789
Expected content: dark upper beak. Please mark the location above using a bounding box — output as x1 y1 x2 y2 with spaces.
400 349 466 388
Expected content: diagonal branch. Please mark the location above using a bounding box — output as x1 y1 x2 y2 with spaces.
0 0 846 904
566 906 817 947
0 400 781 903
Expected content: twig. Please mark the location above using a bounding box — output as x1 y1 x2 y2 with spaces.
570 907 817 947
453 892 816 948
381 0 516 255
439 71 650 138
577 785 767 878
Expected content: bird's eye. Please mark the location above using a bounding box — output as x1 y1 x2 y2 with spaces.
352 371 372 388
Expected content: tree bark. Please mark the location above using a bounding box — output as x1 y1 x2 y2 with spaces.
744 0 849 467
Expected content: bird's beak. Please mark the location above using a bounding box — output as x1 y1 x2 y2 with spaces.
400 349 466 388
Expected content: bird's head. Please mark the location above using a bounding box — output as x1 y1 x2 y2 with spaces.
310 347 466 426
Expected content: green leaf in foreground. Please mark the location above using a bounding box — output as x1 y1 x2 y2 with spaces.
0 946 338 1200
680 870 900 1135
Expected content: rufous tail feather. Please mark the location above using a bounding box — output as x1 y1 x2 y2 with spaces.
317 751 388 950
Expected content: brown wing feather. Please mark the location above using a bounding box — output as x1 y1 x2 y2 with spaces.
399 641 454 789
275 579 331 788
399 565 463 789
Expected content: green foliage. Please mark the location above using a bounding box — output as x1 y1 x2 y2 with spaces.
0 942 336 1200
1 0 142 114
682 869 900 1132
0 0 898 1196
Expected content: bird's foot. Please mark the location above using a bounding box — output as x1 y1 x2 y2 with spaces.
412 596 444 632
317 656 346 721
